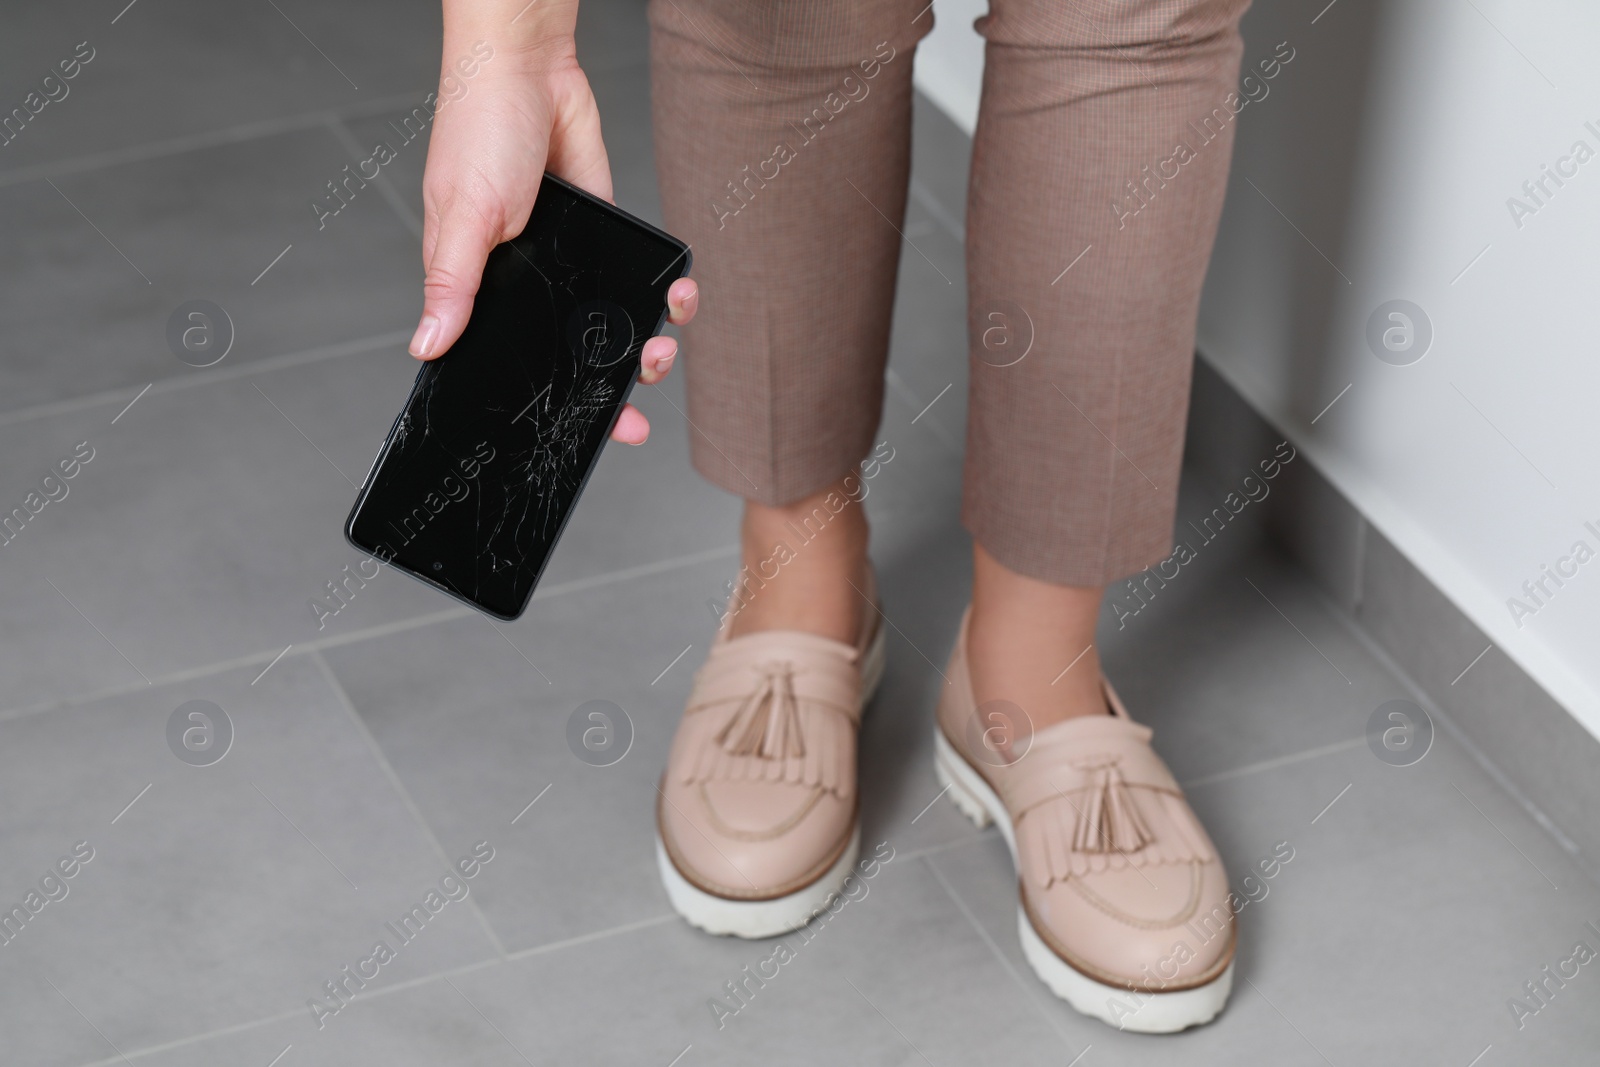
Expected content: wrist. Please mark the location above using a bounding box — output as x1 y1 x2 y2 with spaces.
442 0 579 70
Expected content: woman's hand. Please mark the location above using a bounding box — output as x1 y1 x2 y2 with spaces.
412 0 697 444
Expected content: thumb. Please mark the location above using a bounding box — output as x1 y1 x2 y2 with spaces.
411 190 505 360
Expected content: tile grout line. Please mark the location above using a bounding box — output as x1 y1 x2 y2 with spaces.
72 913 682 1067
81 810 1085 1065
1179 737 1368 791
322 113 426 240
924 855 1087 1054
75 908 681 1067
0 329 411 433
1309 578 1594 883
309 649 510 960
0 543 741 726
0 88 435 192
2 52 651 197
0 603 473 726
894 832 992 866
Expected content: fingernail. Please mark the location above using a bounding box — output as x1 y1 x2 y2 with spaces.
654 350 675 372
409 314 439 358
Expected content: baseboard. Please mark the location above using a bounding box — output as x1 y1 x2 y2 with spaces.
1184 355 1600 880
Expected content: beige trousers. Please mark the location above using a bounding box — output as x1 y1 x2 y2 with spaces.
649 0 1251 586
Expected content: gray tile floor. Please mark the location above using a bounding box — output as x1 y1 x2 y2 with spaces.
2 2 1597 1065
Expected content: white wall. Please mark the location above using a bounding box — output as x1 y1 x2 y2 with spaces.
913 0 1600 737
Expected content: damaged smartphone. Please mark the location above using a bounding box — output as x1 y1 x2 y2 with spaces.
344 174 692 620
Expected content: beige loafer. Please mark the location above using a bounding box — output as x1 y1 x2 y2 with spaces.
934 608 1236 1032
656 574 886 938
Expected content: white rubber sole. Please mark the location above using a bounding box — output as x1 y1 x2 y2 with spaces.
656 621 888 940
656 830 861 938
934 727 1233 1033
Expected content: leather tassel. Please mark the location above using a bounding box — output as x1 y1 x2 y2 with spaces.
684 664 857 797
1071 764 1154 854
1020 776 1210 887
713 661 807 760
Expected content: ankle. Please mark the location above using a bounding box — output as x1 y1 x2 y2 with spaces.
724 477 870 642
967 544 1109 727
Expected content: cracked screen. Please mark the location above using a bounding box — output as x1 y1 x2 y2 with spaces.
345 176 690 619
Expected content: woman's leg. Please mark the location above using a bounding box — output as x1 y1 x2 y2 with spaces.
936 7 1254 1025
647 0 933 939
648 0 932 641
962 0 1252 726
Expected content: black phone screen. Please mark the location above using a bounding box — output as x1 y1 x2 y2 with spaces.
345 175 691 619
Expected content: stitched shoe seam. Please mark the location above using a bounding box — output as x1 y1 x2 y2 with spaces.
695 781 827 841
1060 859 1205 928
656 794 858 902
1021 887 1237 994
